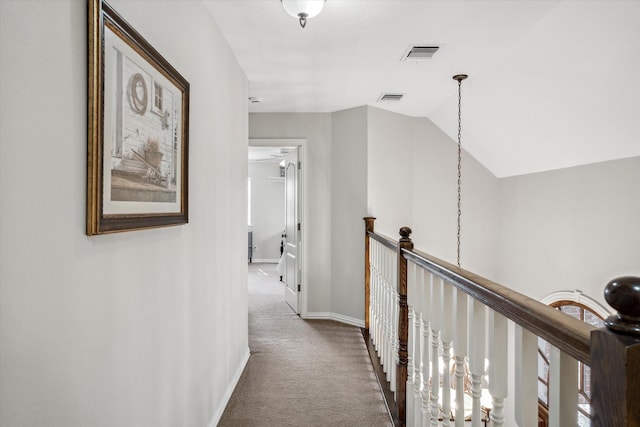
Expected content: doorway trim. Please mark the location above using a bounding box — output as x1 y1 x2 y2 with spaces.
249 138 308 318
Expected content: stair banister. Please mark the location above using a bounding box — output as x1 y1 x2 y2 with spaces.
364 218 640 427
400 247 593 364
396 227 413 424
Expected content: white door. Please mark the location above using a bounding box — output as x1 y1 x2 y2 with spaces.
283 148 299 313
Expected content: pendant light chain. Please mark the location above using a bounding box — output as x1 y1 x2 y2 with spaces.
453 74 467 268
457 80 462 268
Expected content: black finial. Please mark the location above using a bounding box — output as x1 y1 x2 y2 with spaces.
604 276 640 336
399 227 412 242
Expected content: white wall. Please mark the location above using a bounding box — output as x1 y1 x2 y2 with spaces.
331 106 368 322
411 117 500 279
247 107 500 325
0 1 248 426
367 107 500 280
249 110 369 325
497 156 640 306
367 107 414 240
248 99 638 337
367 105 638 305
249 113 333 313
249 162 284 262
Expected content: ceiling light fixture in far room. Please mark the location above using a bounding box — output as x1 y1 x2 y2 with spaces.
281 0 325 28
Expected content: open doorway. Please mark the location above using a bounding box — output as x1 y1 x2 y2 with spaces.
248 139 305 315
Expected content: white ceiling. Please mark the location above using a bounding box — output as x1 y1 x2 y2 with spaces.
205 1 640 177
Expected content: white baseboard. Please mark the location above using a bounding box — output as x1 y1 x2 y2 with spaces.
249 259 279 264
303 312 365 328
207 347 250 427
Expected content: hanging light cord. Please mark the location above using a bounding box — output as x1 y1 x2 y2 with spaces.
453 74 467 268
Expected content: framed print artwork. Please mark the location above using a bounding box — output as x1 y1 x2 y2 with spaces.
87 0 189 235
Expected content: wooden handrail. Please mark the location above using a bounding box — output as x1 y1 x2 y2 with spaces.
368 230 397 251
402 247 594 365
367 225 593 364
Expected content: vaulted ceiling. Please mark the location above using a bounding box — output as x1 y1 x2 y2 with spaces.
205 1 640 177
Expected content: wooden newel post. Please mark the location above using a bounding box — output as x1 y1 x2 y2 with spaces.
363 217 376 331
591 276 640 427
397 226 413 426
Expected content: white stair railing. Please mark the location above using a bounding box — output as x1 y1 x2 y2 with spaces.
368 236 398 395
405 261 583 427
364 220 638 427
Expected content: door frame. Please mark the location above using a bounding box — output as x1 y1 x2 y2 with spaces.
249 138 307 317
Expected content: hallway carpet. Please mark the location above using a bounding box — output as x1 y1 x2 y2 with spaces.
218 263 393 427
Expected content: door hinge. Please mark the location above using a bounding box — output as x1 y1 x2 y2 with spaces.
297 222 301 231
297 284 301 292
298 161 301 170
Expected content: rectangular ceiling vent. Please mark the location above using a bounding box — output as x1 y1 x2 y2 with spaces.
378 93 405 102
401 45 440 62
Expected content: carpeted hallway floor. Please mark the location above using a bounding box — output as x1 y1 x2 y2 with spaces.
218 263 393 426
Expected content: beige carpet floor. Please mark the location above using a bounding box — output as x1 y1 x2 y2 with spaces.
218 263 393 427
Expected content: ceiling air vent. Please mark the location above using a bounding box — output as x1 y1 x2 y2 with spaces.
378 93 405 102
401 45 440 62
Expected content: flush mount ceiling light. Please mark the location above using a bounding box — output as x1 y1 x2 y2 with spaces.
281 0 325 28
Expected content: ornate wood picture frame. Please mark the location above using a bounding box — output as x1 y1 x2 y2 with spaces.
87 0 189 235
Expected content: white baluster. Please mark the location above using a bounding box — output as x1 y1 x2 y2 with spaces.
387 246 394 380
468 298 486 427
422 326 431 426
382 248 390 371
414 311 423 427
372 241 379 349
378 246 384 362
441 281 454 426
376 247 383 360
389 248 395 384
453 291 468 427
515 325 537 427
489 311 508 427
378 247 387 366
389 250 396 389
420 269 431 426
430 274 442 426
407 263 415 427
387 250 394 378
370 241 377 344
391 285 397 393
548 347 578 427
374 242 382 346
392 253 399 395
413 267 425 427
377 245 385 356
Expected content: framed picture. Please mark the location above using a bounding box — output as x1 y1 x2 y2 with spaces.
87 0 189 235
